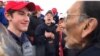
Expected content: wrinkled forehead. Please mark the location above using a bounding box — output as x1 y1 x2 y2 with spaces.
67 1 83 15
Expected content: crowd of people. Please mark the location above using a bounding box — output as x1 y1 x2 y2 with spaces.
0 0 100 56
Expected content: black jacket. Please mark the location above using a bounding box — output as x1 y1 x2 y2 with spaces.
35 23 58 56
66 42 100 56
27 15 40 37
78 43 100 56
35 23 57 45
53 14 59 24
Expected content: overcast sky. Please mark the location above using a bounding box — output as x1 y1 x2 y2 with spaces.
29 0 76 14
3 0 76 15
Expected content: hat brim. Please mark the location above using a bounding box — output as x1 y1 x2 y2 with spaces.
26 2 35 11
12 2 35 11
40 9 43 11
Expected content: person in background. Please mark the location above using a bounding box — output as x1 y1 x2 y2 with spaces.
35 5 44 23
0 1 8 27
35 10 58 56
56 16 67 56
51 8 59 24
26 5 43 45
36 5 44 22
65 1 100 56
39 13 44 21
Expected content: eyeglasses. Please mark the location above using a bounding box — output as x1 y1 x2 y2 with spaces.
65 14 90 22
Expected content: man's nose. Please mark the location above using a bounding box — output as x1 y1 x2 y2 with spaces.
24 16 30 22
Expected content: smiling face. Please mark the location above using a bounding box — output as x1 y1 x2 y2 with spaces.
6 7 30 32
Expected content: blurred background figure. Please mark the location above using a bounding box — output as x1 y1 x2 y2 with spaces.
35 5 44 18
26 4 44 45
0 1 8 27
35 5 44 21
51 8 59 24
56 14 67 56
35 10 58 56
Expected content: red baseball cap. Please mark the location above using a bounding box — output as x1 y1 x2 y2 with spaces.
35 5 43 11
5 1 35 12
51 8 57 15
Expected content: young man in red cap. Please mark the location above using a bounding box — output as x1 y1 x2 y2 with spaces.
4 1 35 56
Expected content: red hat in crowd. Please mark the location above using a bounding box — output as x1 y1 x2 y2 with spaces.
35 5 43 11
0 1 3 3
51 8 57 15
5 1 35 12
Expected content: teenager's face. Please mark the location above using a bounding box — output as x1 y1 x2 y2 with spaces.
44 13 53 24
8 8 30 32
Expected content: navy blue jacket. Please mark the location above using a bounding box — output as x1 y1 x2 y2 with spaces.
0 7 8 26
53 13 59 24
35 23 58 56
35 23 57 45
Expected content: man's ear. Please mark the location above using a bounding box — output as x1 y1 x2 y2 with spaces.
4 13 12 21
82 18 98 38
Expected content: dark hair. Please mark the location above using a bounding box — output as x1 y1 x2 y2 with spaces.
82 1 100 43
45 10 54 16
60 18 64 20
6 9 16 16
